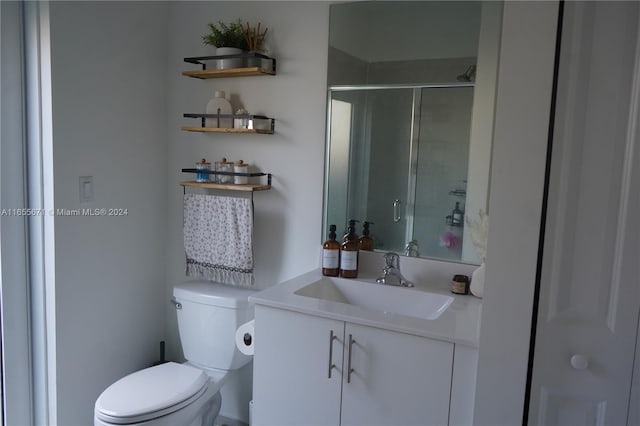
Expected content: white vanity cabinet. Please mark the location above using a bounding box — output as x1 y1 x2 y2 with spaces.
252 305 456 426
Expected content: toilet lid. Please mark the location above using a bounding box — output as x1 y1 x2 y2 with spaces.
95 362 208 424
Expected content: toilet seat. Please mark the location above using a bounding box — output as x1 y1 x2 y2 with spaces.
95 362 208 425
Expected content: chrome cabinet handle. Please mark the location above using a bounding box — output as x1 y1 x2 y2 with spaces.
393 199 401 222
347 334 355 383
328 330 337 378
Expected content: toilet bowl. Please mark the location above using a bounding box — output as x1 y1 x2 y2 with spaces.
94 362 224 426
94 282 256 426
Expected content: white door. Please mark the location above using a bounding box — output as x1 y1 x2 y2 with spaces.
340 323 453 426
528 2 640 425
252 306 344 426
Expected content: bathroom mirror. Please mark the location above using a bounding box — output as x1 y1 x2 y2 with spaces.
323 1 502 264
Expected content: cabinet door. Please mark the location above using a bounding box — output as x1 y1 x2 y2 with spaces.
252 306 345 426
340 323 453 426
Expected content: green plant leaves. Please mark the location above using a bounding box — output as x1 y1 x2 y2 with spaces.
202 19 249 50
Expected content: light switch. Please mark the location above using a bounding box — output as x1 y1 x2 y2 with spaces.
79 176 94 203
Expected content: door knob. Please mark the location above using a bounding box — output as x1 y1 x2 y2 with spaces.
570 354 589 370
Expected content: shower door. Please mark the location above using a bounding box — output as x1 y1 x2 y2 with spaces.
362 88 415 251
412 86 474 260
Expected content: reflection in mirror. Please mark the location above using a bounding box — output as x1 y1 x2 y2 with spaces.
323 1 502 264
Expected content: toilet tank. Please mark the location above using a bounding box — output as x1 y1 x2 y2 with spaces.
173 281 256 371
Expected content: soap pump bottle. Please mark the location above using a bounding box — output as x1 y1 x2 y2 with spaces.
343 219 359 242
205 90 233 128
322 225 340 277
358 221 375 251
452 202 464 226
340 221 359 278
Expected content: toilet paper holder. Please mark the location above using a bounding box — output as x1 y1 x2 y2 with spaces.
235 319 255 356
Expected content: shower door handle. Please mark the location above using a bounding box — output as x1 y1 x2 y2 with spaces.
393 199 402 223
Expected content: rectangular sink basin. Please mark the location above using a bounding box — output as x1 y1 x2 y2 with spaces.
294 276 453 320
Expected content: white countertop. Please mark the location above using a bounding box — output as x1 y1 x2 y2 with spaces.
249 268 482 347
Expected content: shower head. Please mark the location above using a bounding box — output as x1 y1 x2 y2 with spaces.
457 65 477 82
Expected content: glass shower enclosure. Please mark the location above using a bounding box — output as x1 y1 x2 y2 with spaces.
324 84 474 261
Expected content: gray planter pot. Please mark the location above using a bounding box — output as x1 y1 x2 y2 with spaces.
215 47 243 69
244 52 273 73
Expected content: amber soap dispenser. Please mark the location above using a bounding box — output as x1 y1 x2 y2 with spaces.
358 221 374 251
340 220 359 278
322 225 340 277
343 219 359 242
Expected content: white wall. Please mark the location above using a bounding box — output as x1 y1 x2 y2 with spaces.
329 1 481 62
49 2 169 424
46 1 330 422
164 1 330 360
462 1 501 263
474 2 559 424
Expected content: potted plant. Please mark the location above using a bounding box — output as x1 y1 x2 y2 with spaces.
202 20 270 69
202 19 249 69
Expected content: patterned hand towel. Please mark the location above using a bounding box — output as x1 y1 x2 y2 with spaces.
184 194 254 287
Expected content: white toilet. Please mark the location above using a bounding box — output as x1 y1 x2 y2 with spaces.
94 281 256 426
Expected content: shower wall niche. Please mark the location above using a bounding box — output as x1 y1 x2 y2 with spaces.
325 84 474 262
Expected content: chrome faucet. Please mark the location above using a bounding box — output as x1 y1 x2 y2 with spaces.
376 252 413 287
404 239 420 257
